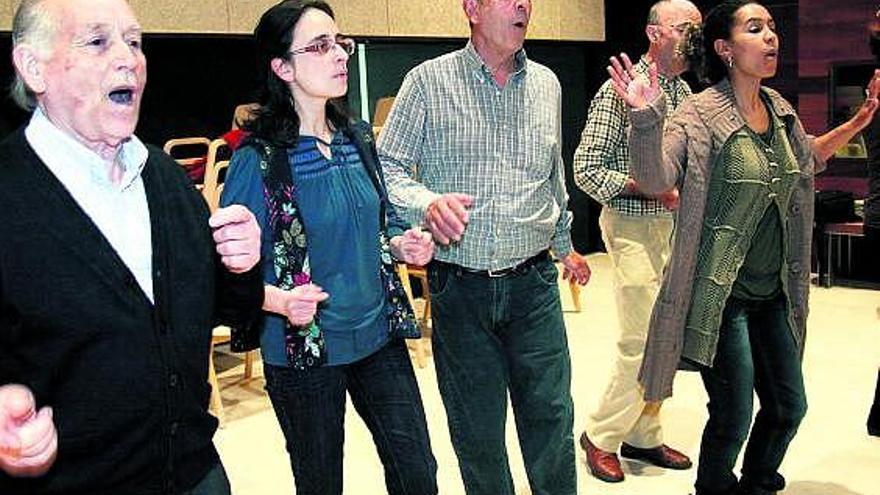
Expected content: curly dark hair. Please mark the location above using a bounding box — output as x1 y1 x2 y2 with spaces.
699 0 759 85
242 0 351 147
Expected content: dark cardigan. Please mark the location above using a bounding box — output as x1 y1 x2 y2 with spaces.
0 128 263 494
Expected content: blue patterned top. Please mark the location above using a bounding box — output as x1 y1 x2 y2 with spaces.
222 131 388 366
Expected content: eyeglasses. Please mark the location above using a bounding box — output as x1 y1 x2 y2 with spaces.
653 21 697 35
289 35 356 57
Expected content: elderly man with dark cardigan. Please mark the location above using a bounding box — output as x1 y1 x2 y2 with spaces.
0 0 264 494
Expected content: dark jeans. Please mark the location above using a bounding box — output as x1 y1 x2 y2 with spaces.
695 296 807 495
181 463 230 495
428 258 576 495
869 369 880 436
263 340 437 495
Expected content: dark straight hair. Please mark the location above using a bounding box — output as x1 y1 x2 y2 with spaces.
699 0 758 85
243 0 351 147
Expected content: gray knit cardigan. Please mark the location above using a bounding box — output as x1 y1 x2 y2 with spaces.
627 79 825 401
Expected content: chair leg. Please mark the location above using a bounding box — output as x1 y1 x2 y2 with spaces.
243 350 254 379
208 345 225 426
569 279 582 313
418 276 432 325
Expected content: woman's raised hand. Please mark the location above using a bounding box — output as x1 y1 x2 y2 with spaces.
607 53 660 110
849 69 880 132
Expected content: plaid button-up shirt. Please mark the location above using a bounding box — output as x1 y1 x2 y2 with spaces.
573 56 692 216
378 41 573 270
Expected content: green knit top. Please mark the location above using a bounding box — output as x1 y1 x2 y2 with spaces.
682 99 801 363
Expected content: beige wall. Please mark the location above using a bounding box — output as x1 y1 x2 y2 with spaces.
1 0 12 31
3 0 604 41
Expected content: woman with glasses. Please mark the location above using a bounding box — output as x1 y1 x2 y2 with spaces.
609 0 880 494
220 1 438 493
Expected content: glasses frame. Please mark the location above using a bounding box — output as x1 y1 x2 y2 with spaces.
651 21 696 35
289 35 356 57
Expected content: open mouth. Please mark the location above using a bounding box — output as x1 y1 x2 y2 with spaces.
108 88 135 105
513 20 527 29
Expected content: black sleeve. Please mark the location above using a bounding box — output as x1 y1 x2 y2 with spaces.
213 254 264 329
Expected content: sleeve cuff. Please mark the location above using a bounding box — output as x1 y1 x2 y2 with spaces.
629 94 667 130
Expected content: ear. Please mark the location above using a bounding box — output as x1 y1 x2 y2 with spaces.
462 0 479 24
12 44 48 95
646 25 660 43
713 39 730 61
270 57 295 83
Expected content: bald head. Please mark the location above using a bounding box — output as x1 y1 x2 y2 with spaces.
645 0 701 77
647 0 699 26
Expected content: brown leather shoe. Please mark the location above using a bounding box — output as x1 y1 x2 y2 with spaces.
620 442 692 470
579 432 624 483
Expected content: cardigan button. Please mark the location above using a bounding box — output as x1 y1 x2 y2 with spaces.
169 373 179 388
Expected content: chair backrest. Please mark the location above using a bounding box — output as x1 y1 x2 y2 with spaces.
372 96 396 138
202 138 232 213
163 137 210 183
202 159 230 213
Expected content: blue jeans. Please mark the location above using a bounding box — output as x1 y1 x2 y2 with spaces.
695 296 807 495
428 258 576 495
264 340 437 495
181 463 230 495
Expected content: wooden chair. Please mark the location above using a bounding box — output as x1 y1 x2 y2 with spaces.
397 263 432 368
201 138 231 213
163 137 210 187
373 96 395 127
201 137 256 424
372 95 397 138
569 278 582 313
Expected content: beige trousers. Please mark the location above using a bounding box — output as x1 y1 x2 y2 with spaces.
586 208 673 452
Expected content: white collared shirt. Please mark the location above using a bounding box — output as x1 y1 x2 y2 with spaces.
25 108 154 302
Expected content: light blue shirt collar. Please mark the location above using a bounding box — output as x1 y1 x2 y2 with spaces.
25 107 148 191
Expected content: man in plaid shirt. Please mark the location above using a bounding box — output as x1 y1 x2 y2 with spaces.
378 0 590 493
572 0 701 484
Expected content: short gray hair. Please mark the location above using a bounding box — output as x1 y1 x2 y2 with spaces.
9 0 58 110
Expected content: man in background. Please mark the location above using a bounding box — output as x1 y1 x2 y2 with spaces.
572 0 701 483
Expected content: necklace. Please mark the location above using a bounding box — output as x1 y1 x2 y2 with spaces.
312 134 333 147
